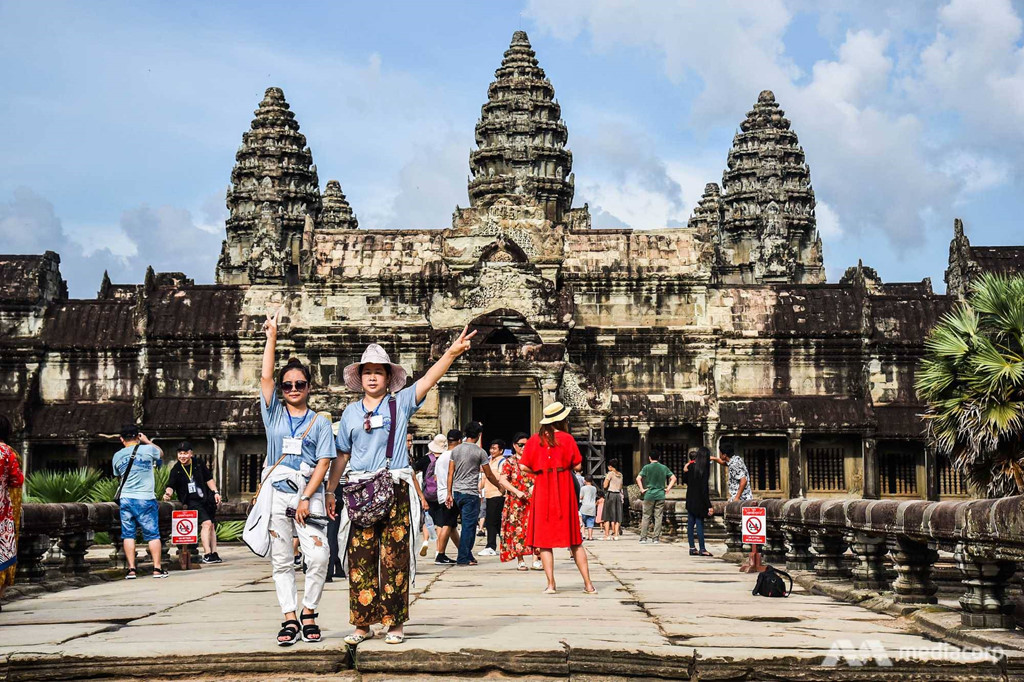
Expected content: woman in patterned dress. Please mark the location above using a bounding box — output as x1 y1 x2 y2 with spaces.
498 432 534 570
0 415 25 610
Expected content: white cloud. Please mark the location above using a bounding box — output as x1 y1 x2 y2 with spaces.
815 201 842 239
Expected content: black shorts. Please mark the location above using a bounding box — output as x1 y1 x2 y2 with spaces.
188 504 215 526
428 499 458 528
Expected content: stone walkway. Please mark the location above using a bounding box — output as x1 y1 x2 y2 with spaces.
1 533 1020 680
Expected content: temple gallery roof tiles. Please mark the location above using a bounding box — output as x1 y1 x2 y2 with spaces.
718 397 872 431
0 253 66 304
42 300 140 348
29 402 134 439
874 404 927 439
143 397 262 431
146 286 246 338
969 246 1024 276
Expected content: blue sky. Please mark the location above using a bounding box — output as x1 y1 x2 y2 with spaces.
1 0 1022 296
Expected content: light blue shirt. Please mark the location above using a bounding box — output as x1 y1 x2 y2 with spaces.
260 393 336 494
335 385 423 472
112 444 162 501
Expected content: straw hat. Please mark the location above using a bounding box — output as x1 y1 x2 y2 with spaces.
342 344 408 393
539 401 572 424
427 434 447 454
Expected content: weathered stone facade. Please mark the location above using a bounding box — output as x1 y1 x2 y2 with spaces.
2 32 1022 500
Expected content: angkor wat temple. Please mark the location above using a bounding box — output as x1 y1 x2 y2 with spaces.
2 32 1021 500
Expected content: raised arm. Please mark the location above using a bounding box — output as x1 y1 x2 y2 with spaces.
415 325 478 404
261 308 281 407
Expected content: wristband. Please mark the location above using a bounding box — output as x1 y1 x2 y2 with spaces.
325 491 336 497
300 495 311 502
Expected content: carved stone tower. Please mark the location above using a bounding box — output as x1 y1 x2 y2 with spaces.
217 87 321 285
717 90 824 284
319 179 359 231
467 31 574 224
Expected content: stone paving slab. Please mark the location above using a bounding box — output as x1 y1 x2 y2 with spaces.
1 536 1021 679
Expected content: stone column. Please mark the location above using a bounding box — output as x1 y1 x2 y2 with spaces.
638 424 651 465
861 437 878 500
762 528 788 564
60 531 91 576
786 430 804 498
889 536 938 604
783 528 815 570
20 439 32 475
724 519 745 555
810 530 851 580
955 543 1017 629
438 377 458 434
213 436 227 498
541 379 559 408
76 441 90 468
924 446 938 501
16 533 50 583
704 425 722 498
848 532 887 589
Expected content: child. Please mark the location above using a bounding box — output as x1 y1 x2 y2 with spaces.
579 477 598 541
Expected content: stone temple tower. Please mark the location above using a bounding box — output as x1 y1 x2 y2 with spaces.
217 87 321 285
716 90 824 284
468 31 574 224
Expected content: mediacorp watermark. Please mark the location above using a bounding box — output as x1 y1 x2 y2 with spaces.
822 639 1005 667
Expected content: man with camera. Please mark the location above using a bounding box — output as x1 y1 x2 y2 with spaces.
113 425 168 579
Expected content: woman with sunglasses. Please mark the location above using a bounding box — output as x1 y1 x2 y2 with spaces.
258 309 335 646
497 432 535 571
328 326 476 646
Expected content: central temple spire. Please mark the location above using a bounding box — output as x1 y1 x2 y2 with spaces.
468 31 574 224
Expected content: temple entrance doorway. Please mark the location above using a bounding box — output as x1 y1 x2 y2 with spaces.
470 396 531 451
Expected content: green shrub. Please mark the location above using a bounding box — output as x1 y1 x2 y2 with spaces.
26 468 103 503
93 531 111 545
89 477 120 503
216 520 245 542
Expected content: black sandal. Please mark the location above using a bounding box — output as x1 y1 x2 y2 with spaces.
277 619 301 646
300 611 322 643
689 548 698 556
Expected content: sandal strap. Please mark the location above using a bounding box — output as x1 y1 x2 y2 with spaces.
300 612 319 620
302 623 321 632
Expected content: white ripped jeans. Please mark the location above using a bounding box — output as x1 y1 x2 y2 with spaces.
268 487 330 614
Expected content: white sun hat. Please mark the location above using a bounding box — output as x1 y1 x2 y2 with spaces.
342 343 408 393
539 401 572 424
427 433 447 454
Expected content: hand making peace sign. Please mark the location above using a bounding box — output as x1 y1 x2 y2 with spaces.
263 307 282 339
445 324 478 359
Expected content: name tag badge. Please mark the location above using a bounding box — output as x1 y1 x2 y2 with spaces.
282 437 303 455
187 481 198 494
369 415 385 429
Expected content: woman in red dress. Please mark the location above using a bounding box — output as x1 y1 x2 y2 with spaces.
0 415 25 610
520 402 596 595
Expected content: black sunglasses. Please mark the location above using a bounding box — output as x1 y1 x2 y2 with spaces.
515 441 527 448
280 380 309 392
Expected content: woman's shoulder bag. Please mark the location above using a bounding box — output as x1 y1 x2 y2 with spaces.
343 397 398 527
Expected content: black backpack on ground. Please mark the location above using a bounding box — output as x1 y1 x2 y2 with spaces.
752 565 793 598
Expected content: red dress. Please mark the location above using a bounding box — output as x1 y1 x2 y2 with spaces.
521 431 583 549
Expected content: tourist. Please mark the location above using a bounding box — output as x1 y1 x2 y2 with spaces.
594 485 605 539
479 438 506 556
713 443 753 502
682 447 714 556
163 441 222 563
636 452 676 544
497 432 535 571
601 459 624 541
112 424 168 579
328 328 476 646
431 429 462 564
249 309 335 646
519 402 597 595
445 421 501 566
579 477 597 541
407 431 431 558
0 415 25 611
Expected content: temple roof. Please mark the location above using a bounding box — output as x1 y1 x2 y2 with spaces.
468 31 574 223
969 246 1024 276
319 179 358 230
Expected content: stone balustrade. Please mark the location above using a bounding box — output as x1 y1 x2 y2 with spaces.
16 501 251 584
713 497 1024 630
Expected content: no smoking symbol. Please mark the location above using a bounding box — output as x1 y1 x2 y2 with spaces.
745 517 762 534
176 519 194 535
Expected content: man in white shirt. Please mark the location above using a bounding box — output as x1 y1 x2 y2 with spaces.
431 429 462 564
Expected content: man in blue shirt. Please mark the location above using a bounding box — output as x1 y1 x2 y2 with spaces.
112 424 167 579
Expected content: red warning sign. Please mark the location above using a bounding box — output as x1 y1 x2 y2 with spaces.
741 506 766 545
171 509 199 545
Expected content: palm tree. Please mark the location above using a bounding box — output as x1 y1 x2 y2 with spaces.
917 273 1024 497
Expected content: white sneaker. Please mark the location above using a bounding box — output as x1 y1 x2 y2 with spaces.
532 559 543 570
478 548 497 556
639 538 648 544
613 535 619 541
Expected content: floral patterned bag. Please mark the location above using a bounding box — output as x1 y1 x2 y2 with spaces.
343 398 397 527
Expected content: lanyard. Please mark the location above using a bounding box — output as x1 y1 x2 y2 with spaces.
363 396 386 418
184 462 193 482
287 408 311 438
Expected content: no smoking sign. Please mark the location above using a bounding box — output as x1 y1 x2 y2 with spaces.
171 509 199 545
741 507 766 545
